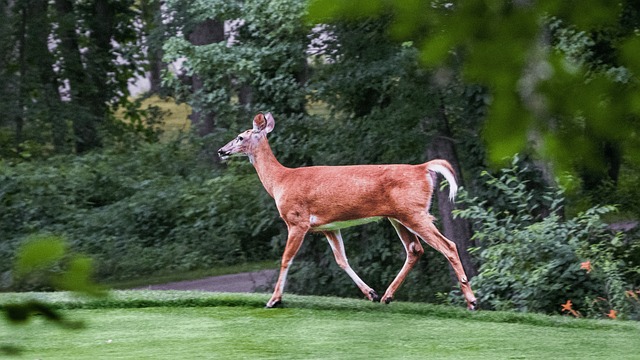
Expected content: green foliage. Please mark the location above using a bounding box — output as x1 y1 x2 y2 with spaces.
0 137 282 284
1 235 103 356
9 235 105 296
308 0 640 174
109 98 167 146
308 20 430 164
455 160 639 318
2 236 89 328
14 237 66 276
163 0 309 118
0 0 165 157
163 0 318 166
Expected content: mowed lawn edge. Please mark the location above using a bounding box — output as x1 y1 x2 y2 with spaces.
2 290 639 332
2 291 639 360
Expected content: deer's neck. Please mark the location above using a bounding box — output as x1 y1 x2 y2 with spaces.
250 139 287 198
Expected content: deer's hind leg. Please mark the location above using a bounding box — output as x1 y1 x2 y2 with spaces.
380 219 424 304
324 230 379 302
400 214 477 310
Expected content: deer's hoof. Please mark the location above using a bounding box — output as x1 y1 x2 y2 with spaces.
468 301 478 311
265 300 282 309
369 290 380 302
383 296 393 305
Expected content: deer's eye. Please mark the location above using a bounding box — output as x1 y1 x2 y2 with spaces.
237 136 244 141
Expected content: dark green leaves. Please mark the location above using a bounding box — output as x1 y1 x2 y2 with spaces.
3 301 62 324
454 161 636 317
308 0 640 172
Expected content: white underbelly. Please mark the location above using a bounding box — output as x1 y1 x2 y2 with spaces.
310 216 384 231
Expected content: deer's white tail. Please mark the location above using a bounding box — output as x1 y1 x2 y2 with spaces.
427 160 458 202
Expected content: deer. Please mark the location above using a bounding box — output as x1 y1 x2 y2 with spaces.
217 112 477 310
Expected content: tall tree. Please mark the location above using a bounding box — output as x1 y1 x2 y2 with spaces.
4 0 66 154
308 0 640 181
54 0 146 153
0 0 149 156
30 0 66 152
163 0 229 137
427 97 478 281
0 1 15 154
140 0 167 95
54 0 96 153
186 18 225 136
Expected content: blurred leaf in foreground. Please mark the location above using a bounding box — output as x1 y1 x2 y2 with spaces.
2 234 104 356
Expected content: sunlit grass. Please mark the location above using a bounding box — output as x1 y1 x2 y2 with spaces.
114 95 191 140
140 96 191 138
307 97 331 117
119 94 333 141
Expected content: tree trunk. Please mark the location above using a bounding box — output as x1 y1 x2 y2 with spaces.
148 48 164 95
54 0 99 153
187 18 224 137
30 0 67 153
11 0 66 153
426 100 478 285
77 0 118 152
141 0 165 95
15 2 26 151
580 140 622 190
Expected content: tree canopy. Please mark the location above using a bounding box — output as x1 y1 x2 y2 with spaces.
309 0 640 178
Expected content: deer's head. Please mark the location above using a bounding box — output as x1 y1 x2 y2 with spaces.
218 112 275 161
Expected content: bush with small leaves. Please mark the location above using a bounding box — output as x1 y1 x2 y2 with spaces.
455 160 638 318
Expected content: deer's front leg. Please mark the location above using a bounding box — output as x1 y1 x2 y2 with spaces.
266 224 308 308
323 230 379 302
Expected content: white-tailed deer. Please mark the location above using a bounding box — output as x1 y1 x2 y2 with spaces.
218 113 477 310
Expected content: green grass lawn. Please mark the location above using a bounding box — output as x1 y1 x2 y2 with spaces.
2 291 639 359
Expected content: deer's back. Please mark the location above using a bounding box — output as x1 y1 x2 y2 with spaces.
273 163 433 227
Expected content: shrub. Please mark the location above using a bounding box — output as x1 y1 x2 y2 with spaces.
0 136 283 284
455 161 639 318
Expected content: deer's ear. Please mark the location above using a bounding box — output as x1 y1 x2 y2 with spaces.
264 112 275 133
253 113 266 132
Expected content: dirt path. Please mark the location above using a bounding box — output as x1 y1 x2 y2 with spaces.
135 269 277 293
